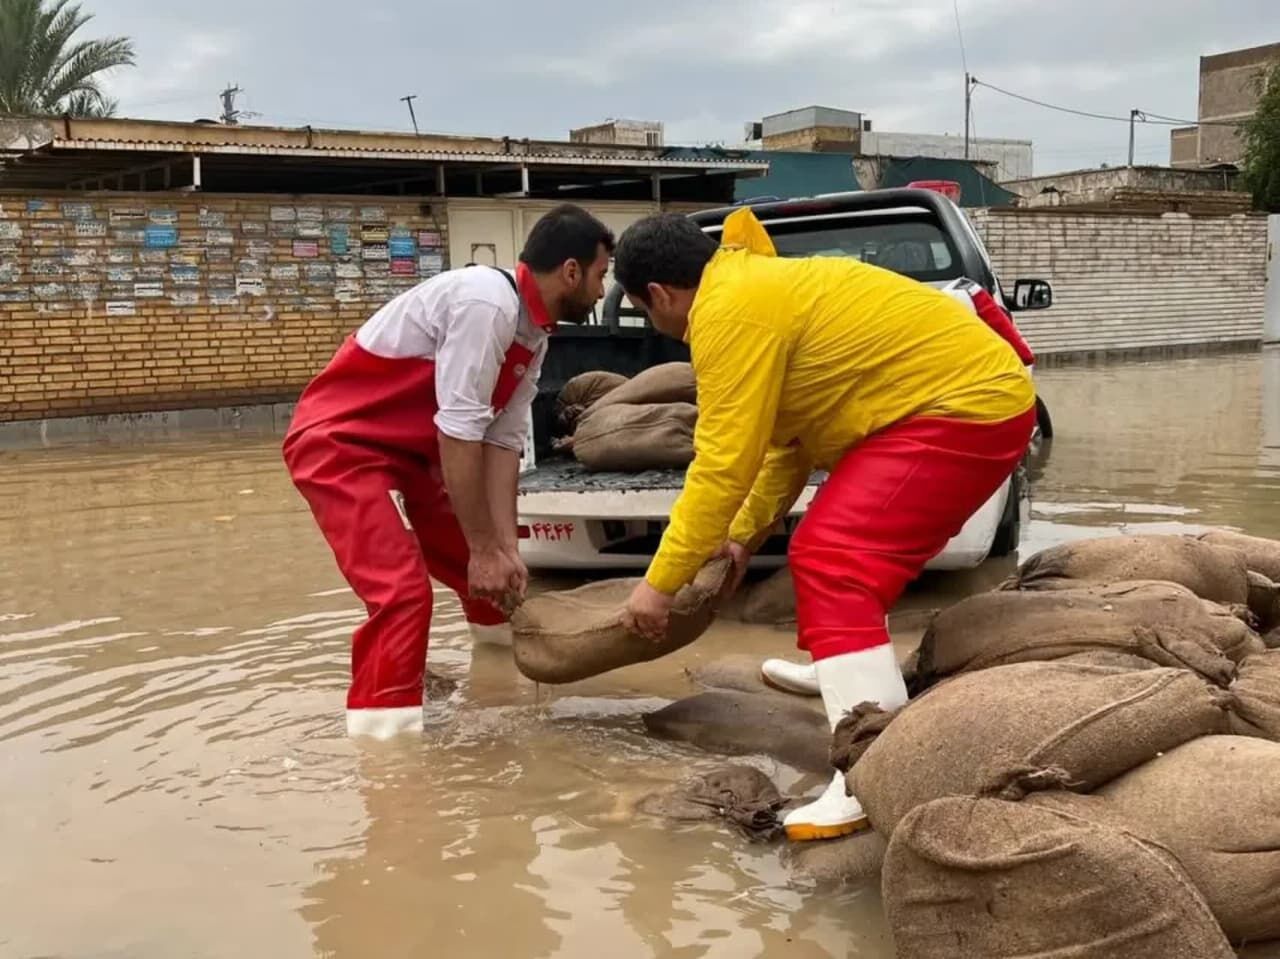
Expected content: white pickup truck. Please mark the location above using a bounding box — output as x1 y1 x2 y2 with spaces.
517 184 1053 572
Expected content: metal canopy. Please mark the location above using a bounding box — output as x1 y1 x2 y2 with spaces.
0 117 767 201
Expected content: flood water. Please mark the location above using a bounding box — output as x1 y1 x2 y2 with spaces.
2 350 1278 959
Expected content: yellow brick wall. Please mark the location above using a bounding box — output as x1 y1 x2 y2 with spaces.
0 191 448 422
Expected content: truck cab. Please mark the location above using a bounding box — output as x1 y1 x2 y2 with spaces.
517 185 1052 572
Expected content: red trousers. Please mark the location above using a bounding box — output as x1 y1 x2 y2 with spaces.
285 436 505 711
790 409 1036 661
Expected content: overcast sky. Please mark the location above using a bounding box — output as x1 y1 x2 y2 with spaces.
90 0 1277 175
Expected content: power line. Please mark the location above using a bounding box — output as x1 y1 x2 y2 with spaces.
952 0 968 74
973 79 1139 123
971 78 1241 127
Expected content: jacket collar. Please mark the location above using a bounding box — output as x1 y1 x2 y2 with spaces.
516 263 555 332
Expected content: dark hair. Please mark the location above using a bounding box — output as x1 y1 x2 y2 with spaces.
613 213 717 304
519 204 615 272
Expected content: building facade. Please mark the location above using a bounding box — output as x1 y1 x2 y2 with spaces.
570 119 664 148
0 117 763 425
1171 42 1280 168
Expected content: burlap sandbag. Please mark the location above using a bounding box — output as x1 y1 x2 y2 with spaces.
1201 530 1280 582
831 702 901 774
850 662 1230 835
572 402 697 471
1029 736 1280 945
913 580 1261 692
884 796 1236 959
511 559 731 683
683 654 804 702
1228 649 1280 741
581 361 696 414
555 371 628 432
720 567 797 625
1248 571 1280 633
643 690 830 775
634 764 786 841
1056 649 1162 671
787 829 887 886
1005 534 1250 606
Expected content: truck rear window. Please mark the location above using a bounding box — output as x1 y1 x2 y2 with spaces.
743 214 963 284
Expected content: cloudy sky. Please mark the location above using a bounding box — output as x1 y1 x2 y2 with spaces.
90 0 1276 175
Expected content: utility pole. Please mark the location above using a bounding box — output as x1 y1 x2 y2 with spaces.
220 84 243 125
1128 109 1146 168
964 72 973 159
400 94 420 135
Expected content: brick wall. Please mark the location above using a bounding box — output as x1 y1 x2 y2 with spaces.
0 191 447 422
969 208 1268 357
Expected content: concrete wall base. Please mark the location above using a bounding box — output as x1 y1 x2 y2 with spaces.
1033 338 1263 369
0 402 296 449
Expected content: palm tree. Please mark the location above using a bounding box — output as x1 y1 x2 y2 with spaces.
0 0 135 118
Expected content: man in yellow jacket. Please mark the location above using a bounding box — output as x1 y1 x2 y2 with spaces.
615 207 1036 842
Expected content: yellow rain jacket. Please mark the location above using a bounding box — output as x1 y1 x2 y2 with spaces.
644 208 1035 595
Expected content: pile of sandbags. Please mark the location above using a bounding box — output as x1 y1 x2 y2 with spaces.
511 557 731 683
554 363 699 472
837 529 1280 953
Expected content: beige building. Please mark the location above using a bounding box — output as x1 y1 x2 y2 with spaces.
1171 42 1280 168
570 119 663 148
752 105 1032 180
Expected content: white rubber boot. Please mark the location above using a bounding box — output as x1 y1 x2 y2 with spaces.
346 706 424 739
783 644 908 841
469 622 514 647
760 658 820 696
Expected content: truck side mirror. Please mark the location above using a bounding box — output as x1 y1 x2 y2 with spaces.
1012 278 1052 311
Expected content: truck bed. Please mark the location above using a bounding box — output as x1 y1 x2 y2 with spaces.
519 455 827 495
519 455 687 493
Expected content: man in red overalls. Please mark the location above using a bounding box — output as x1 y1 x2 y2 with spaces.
284 205 615 738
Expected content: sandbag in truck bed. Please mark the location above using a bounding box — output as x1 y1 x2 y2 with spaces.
511 559 732 683
580 361 696 414
572 402 697 471
555 371 629 433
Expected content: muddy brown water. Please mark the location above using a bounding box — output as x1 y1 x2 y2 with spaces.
2 351 1278 959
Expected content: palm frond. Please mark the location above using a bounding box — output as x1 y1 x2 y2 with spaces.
0 0 134 117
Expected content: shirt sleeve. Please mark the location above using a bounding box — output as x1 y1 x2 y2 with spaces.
484 339 546 453
728 442 813 551
432 299 515 443
645 313 789 595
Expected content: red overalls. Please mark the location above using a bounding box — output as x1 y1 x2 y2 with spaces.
283 265 551 717
944 278 1036 366
790 279 1036 660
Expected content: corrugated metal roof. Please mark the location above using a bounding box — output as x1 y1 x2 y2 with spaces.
1 117 766 172
46 135 769 170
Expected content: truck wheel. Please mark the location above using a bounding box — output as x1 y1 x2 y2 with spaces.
1035 394 1054 440
990 466 1025 558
